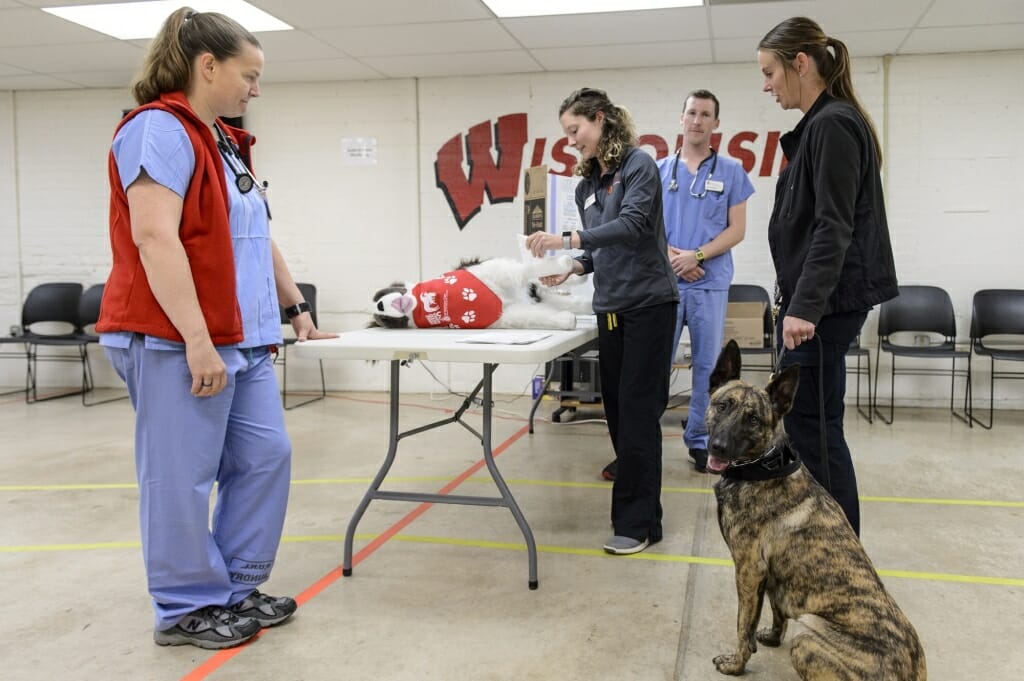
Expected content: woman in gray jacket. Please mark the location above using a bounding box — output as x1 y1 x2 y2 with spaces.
527 88 678 555
758 17 898 535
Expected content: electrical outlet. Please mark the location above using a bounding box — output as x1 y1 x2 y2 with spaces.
9 325 20 337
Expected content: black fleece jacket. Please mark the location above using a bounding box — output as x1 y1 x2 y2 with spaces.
769 92 898 324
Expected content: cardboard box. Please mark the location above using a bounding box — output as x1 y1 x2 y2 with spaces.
724 302 765 349
523 164 547 236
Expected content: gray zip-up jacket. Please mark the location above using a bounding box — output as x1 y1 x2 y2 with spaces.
574 147 679 314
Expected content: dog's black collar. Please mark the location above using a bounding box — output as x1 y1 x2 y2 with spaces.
723 443 800 481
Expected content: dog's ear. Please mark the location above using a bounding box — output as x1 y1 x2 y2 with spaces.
766 364 800 418
709 339 742 393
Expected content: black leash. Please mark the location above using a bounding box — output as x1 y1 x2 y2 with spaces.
771 336 830 493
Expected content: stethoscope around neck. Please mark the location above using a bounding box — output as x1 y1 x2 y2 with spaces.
668 146 718 198
213 122 272 206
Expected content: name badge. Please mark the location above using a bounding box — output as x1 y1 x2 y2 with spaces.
705 179 724 193
584 193 596 210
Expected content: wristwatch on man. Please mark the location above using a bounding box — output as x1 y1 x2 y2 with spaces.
284 301 311 319
695 248 706 265
562 231 573 250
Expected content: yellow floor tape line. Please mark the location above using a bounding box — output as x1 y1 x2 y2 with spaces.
4 532 1021 587
5 478 1023 509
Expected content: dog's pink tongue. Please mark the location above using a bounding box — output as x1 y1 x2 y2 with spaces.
706 455 729 474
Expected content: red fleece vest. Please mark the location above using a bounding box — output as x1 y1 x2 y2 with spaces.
411 270 503 329
95 91 249 345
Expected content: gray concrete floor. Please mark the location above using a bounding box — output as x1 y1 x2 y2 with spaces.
2 385 1023 681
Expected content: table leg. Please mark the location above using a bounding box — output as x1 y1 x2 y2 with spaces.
343 359 403 576
481 363 539 589
343 359 539 589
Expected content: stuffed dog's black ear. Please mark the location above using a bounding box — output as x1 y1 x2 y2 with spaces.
766 364 800 418
709 339 742 394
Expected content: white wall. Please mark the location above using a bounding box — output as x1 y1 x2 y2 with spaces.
3 50 1022 407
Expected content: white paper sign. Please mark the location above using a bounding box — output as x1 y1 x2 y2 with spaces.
342 136 377 166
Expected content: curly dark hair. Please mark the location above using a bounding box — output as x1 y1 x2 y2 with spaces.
559 87 637 177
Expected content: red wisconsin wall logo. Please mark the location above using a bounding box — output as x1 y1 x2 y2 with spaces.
434 112 785 229
434 113 528 230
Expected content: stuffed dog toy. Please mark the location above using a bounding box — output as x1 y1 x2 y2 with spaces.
705 340 926 680
369 255 592 330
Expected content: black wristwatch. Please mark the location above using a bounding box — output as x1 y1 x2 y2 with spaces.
284 301 311 319
562 231 573 250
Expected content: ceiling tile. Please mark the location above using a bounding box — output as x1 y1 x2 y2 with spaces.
0 7 121 46
312 20 517 57
263 58 386 82
532 41 715 71
255 0 492 29
919 0 1024 26
0 73 80 90
49 69 135 88
503 7 708 49
361 50 542 78
899 24 1024 54
256 30 350 62
0 40 145 73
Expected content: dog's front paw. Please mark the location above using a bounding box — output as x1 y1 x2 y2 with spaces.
713 653 747 676
756 627 783 647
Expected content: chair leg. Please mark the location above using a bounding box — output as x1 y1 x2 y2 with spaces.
81 347 129 407
873 348 895 425
281 346 325 410
854 353 873 423
968 356 995 429
950 355 972 427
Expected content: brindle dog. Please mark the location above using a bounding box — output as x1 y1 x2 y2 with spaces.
705 340 926 680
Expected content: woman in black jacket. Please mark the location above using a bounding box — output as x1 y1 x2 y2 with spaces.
757 17 898 535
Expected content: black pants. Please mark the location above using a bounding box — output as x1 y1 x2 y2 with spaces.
776 308 868 535
599 302 676 543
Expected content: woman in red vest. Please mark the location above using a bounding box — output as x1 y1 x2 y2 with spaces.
96 7 333 649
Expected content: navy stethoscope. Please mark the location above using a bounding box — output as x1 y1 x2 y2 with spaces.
213 123 272 219
667 146 717 198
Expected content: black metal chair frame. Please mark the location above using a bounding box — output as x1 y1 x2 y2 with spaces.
965 289 1024 429
276 283 326 410
727 284 776 374
872 285 970 426
847 335 873 423
1 283 93 403
77 283 129 407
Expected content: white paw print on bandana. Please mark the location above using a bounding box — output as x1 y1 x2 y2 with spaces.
462 310 477 324
461 287 478 301
443 275 458 285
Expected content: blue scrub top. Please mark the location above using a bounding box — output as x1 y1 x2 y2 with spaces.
102 109 282 350
657 150 755 291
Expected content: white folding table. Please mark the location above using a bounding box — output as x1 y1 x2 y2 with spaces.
292 324 598 589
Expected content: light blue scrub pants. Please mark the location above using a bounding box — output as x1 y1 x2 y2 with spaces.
671 287 729 451
105 337 291 630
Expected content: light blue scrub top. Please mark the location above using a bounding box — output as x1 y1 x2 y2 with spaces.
101 109 282 350
657 150 755 291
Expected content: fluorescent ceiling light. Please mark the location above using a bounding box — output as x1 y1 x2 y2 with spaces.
42 0 292 40
482 0 703 18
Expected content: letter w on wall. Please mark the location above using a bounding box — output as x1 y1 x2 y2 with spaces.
434 113 527 230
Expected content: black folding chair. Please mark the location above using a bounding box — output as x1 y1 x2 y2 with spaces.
0 283 92 403
275 283 327 409
966 289 1024 429
873 285 969 425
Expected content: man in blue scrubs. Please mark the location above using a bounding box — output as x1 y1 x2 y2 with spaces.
657 90 755 472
